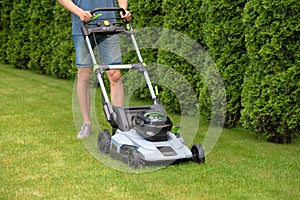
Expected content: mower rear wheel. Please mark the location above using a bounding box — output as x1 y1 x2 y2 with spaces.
191 144 205 164
98 130 111 154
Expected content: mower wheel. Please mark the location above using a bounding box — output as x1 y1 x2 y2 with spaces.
127 148 144 169
191 144 205 164
98 130 111 154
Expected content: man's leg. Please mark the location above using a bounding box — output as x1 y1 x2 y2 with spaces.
72 34 94 138
107 69 124 106
99 35 124 106
77 67 92 125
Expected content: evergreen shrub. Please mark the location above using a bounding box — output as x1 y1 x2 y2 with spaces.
242 0 300 143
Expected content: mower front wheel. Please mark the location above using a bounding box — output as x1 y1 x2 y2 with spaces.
191 144 205 164
98 130 111 154
127 148 144 169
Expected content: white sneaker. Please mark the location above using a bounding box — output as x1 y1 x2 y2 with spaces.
77 124 91 139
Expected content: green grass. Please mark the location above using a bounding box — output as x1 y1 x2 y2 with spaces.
0 64 299 199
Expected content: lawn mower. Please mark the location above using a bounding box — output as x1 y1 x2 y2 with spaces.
81 7 205 168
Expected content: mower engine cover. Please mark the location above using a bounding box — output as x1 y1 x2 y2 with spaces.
134 112 172 142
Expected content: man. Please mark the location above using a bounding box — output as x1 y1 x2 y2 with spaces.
58 0 131 138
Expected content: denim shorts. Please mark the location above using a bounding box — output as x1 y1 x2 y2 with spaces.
72 34 122 67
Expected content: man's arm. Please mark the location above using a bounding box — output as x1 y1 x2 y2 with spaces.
58 0 92 22
118 0 128 10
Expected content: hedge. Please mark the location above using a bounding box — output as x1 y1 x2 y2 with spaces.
199 0 248 128
241 0 300 143
5 0 31 69
48 3 75 78
0 0 13 63
156 0 204 115
27 0 54 74
0 0 299 143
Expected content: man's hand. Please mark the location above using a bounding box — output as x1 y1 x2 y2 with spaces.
120 10 132 22
79 10 93 22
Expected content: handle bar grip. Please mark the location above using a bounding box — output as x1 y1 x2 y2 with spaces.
90 7 126 16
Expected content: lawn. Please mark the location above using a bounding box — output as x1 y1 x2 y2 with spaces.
0 64 299 199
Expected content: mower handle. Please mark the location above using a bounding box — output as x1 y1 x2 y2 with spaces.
90 7 126 16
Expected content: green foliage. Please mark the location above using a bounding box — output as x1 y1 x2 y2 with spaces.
154 0 204 115
1 0 75 78
200 0 248 127
241 0 300 143
27 0 54 74
0 0 13 62
49 3 76 79
129 0 164 28
162 0 204 42
5 0 31 68
157 51 200 114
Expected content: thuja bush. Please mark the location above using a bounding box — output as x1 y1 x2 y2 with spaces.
241 0 300 143
28 0 55 74
2 0 75 78
0 0 13 63
129 0 164 29
154 0 204 114
48 2 75 79
25 0 75 78
199 0 248 127
5 0 31 69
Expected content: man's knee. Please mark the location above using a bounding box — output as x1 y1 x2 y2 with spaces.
77 67 92 85
107 70 122 83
